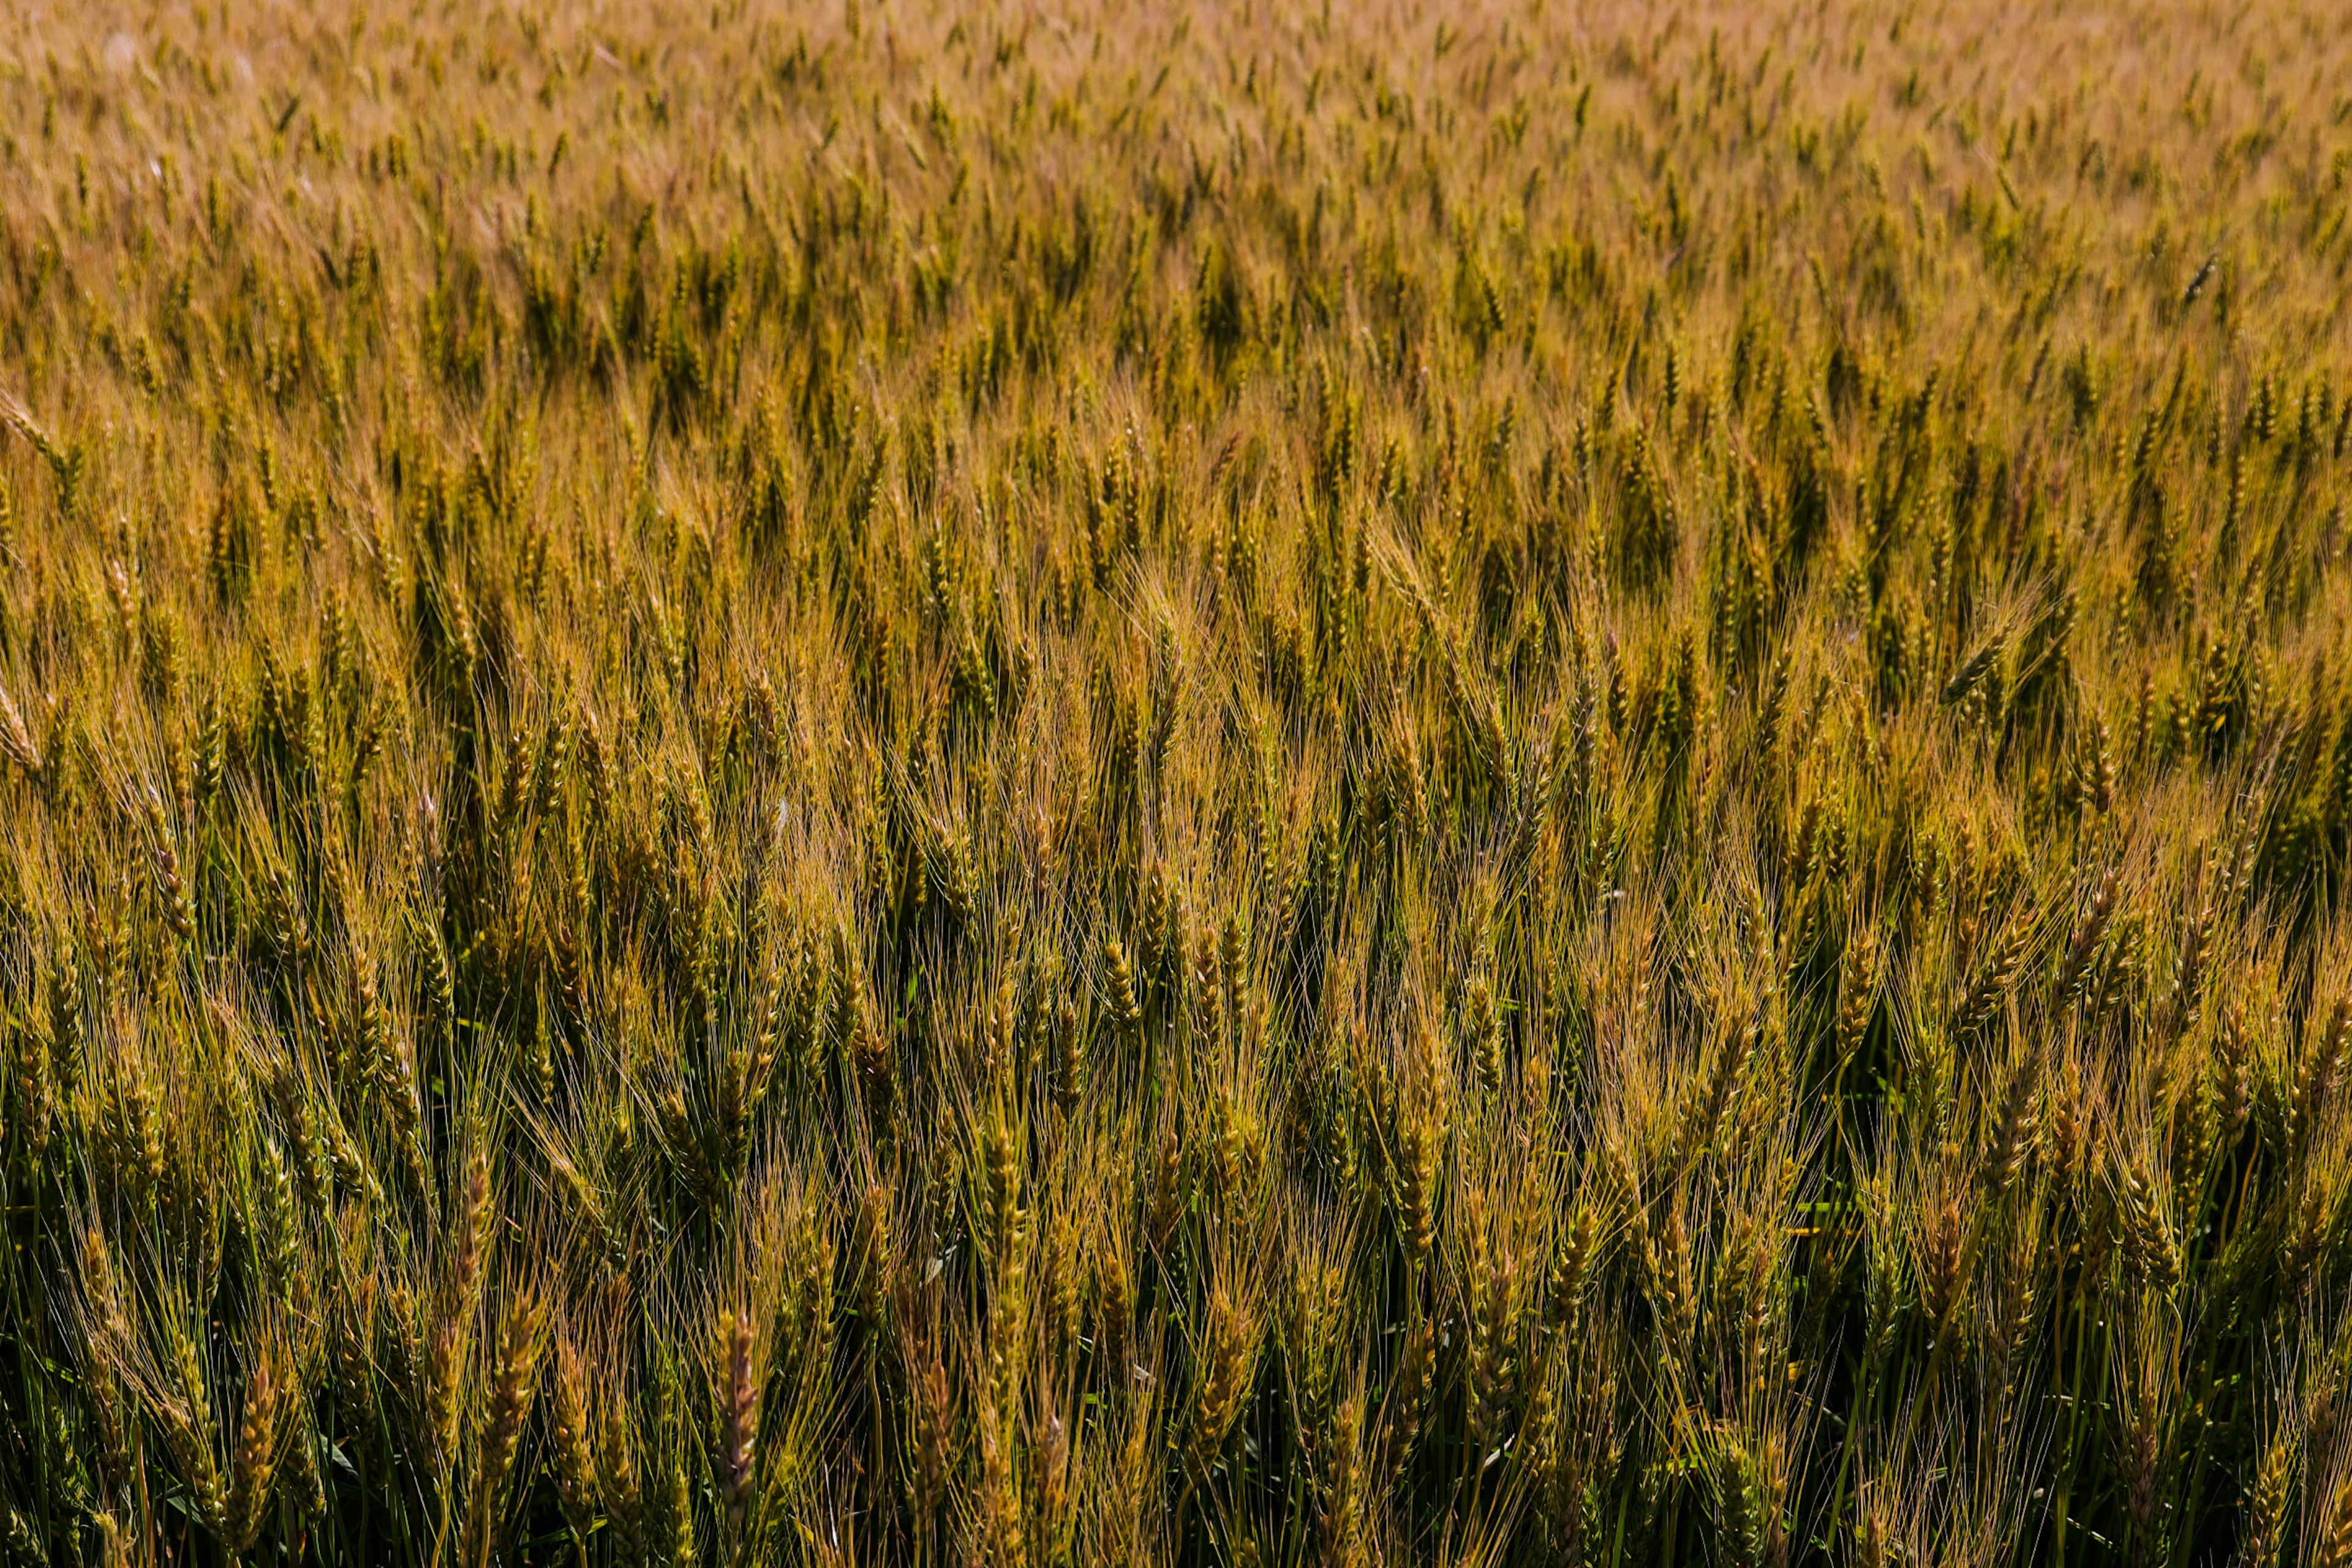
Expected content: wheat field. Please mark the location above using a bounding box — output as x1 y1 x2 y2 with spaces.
1 0 2350 1563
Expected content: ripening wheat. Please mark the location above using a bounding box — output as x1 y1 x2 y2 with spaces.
2 0 2351 1565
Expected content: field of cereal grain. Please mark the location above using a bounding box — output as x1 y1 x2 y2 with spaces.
3 1 2352 1563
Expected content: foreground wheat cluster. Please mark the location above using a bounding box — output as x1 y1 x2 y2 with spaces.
4 0 2352 1564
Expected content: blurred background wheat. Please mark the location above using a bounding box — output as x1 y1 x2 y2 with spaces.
1 0 2351 1563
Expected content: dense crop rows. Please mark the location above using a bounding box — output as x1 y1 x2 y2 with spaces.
3 0 2352 1563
